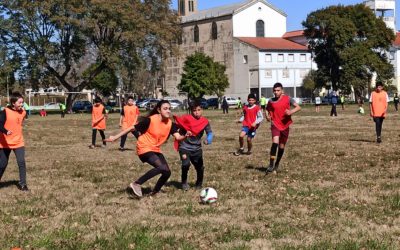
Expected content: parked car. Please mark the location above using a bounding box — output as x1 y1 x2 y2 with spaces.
145 99 160 110
72 100 93 112
170 99 184 110
225 97 237 106
44 102 60 110
137 99 150 108
207 98 219 109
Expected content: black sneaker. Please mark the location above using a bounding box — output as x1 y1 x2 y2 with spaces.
245 151 252 155
181 182 189 191
266 165 275 174
377 137 382 143
234 148 244 156
18 184 29 191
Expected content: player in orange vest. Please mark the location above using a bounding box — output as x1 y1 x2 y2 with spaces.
369 82 389 143
119 96 140 151
90 97 108 149
105 100 188 198
0 92 29 191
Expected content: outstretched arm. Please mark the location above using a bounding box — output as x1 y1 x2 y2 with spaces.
104 126 135 142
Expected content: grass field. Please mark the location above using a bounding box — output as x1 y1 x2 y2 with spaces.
1 104 400 249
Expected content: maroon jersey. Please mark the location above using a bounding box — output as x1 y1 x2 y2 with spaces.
242 105 261 128
266 95 293 131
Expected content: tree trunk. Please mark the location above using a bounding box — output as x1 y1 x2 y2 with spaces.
66 93 79 112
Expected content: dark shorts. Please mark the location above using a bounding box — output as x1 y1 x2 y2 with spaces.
261 105 266 110
139 151 167 165
179 149 203 168
242 126 257 138
271 125 290 144
315 104 321 106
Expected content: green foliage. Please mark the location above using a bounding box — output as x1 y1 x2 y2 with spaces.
303 4 395 94
84 64 118 96
178 52 229 99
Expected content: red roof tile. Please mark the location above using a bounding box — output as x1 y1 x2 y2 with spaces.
237 37 308 51
282 30 304 38
394 32 400 46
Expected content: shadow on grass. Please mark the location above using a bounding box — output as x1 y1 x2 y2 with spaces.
349 138 375 143
0 180 19 189
245 164 267 172
165 180 181 189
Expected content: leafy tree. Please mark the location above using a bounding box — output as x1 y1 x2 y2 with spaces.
84 64 118 97
178 52 229 99
0 0 179 109
303 4 395 95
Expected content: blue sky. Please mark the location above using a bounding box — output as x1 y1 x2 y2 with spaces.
171 0 399 32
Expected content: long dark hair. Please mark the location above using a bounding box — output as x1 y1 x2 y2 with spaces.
10 92 24 105
147 100 170 117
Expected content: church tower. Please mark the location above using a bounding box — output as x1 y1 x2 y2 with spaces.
178 0 198 16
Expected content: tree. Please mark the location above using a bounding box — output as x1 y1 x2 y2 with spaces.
178 52 229 99
0 0 180 109
303 4 395 95
84 64 118 97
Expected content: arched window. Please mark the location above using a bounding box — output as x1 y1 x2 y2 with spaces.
211 22 218 40
194 25 199 43
256 20 265 37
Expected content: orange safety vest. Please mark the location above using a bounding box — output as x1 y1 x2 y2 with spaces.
92 104 106 130
0 108 26 149
121 105 139 130
370 90 388 117
136 115 172 155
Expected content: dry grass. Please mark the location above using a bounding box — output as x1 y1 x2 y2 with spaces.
1 105 400 249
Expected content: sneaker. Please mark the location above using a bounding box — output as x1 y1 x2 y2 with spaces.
234 148 244 156
119 147 125 152
101 144 106 148
18 184 29 192
129 182 142 197
273 163 280 172
181 182 189 191
377 137 382 143
266 165 275 174
89 145 95 149
245 151 252 155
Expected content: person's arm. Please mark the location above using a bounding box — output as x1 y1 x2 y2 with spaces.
119 108 124 127
254 108 263 125
170 122 189 141
0 110 10 135
105 117 150 142
265 104 271 122
369 93 374 117
285 98 301 116
203 123 213 145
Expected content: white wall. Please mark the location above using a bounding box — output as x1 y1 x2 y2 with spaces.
232 1 286 38
395 49 400 91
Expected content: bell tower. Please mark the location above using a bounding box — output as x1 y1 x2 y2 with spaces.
178 0 198 16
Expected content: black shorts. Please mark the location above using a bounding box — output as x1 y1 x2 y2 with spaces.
179 149 203 168
261 105 266 110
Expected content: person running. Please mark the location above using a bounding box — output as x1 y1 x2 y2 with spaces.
315 96 321 112
59 102 66 118
118 96 140 151
174 101 213 191
0 92 29 191
260 94 268 115
90 97 108 149
393 93 399 112
105 100 188 197
234 93 263 156
265 83 301 173
236 97 243 109
369 82 389 143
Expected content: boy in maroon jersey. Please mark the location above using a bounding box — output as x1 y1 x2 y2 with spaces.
265 83 301 173
234 93 263 156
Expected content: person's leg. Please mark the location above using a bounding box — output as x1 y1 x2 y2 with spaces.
334 104 337 116
234 130 246 155
14 147 28 189
120 134 128 149
99 130 106 146
330 104 333 116
179 150 191 190
395 103 398 112
191 150 204 188
91 129 97 147
374 117 384 142
267 137 279 172
247 137 253 154
152 154 171 193
0 149 12 181
274 128 290 170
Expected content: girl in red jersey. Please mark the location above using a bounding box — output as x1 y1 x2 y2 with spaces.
265 83 301 173
90 97 108 149
0 92 29 191
234 93 263 156
118 96 140 151
105 100 188 198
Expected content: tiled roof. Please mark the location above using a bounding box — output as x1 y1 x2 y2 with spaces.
282 30 304 38
394 32 400 46
181 0 286 23
236 37 308 51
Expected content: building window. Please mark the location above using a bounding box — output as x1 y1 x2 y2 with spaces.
300 54 307 62
211 22 218 40
194 25 199 43
265 54 272 62
189 0 194 12
288 54 294 62
256 20 265 37
278 54 284 62
179 0 185 15
243 55 248 64
282 69 289 78
264 69 272 78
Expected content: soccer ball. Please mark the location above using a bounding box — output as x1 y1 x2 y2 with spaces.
199 187 218 204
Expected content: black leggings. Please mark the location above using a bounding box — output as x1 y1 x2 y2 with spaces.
120 131 138 148
179 149 204 186
0 147 27 186
136 152 171 193
92 129 106 146
373 117 384 138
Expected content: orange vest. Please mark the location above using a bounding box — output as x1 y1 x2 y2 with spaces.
122 105 139 130
92 104 106 129
136 115 172 155
371 90 388 117
0 108 26 149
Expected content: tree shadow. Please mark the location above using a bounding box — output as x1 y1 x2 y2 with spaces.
0 180 19 189
245 164 267 172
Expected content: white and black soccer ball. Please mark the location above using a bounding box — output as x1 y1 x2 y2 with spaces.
199 187 218 204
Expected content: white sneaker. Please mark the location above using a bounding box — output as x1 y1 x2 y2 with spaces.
129 182 142 197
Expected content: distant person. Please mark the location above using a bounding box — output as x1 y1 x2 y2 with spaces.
369 82 389 143
260 94 267 113
90 97 108 149
23 102 30 119
315 96 321 112
59 102 66 118
330 92 338 117
265 83 301 173
39 109 47 117
236 97 243 109
119 96 140 151
340 95 345 110
234 93 263 156
222 96 229 114
0 92 29 191
393 93 399 112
